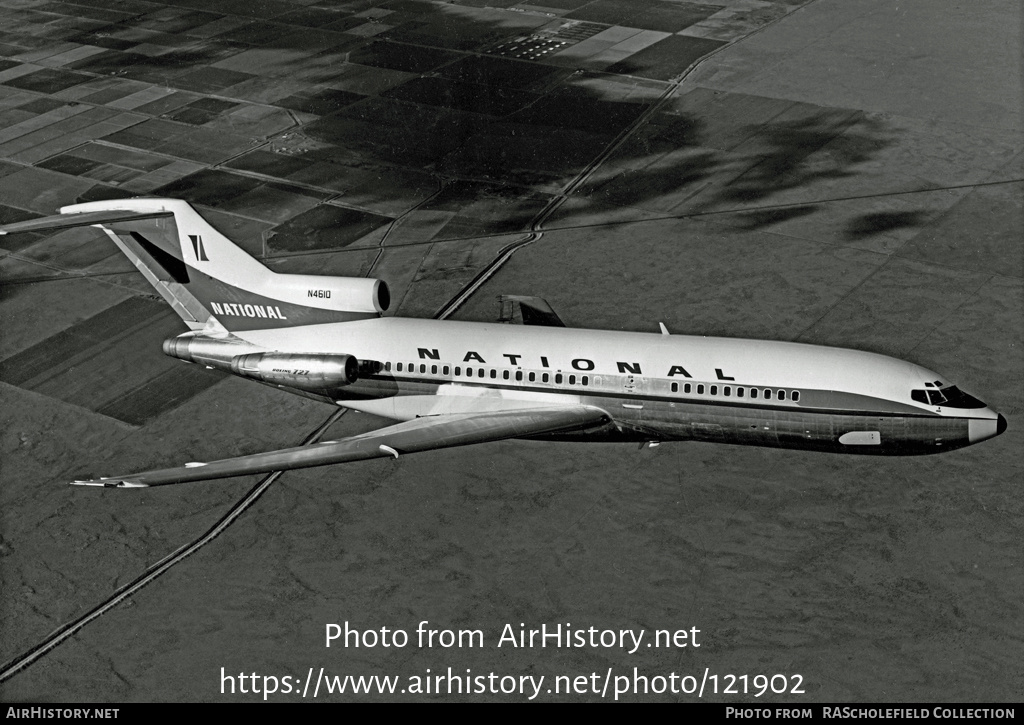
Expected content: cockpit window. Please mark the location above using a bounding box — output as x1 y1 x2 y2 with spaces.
912 388 948 405
938 386 987 409
912 385 986 409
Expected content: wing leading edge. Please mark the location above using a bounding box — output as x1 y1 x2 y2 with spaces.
71 406 612 487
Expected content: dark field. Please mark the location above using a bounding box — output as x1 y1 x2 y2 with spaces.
0 297 222 425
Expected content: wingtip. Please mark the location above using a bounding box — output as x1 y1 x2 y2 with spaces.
69 478 148 488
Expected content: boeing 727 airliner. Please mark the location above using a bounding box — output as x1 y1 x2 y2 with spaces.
0 198 1006 487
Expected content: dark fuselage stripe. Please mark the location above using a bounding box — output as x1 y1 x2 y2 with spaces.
361 374 981 420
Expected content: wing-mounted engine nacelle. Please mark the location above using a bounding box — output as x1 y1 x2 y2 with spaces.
230 352 359 394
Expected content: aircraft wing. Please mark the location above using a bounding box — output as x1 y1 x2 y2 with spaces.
498 295 566 327
70 406 612 488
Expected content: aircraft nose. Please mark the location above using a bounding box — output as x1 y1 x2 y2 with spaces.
968 413 1007 444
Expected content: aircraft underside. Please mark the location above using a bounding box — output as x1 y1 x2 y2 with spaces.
331 377 973 456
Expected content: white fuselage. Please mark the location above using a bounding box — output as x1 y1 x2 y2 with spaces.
231 317 1002 455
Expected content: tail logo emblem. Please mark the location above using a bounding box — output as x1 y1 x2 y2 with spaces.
189 235 209 261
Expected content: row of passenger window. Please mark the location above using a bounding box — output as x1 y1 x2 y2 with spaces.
670 381 800 402
385 362 800 402
387 362 590 386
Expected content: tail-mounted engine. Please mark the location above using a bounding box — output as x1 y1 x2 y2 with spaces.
163 334 363 396
230 352 359 395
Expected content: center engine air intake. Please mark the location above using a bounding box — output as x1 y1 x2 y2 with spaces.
230 353 359 393
272 275 390 314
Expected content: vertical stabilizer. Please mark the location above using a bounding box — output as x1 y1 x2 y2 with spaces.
0 198 389 332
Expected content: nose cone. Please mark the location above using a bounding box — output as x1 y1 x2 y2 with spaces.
968 413 1007 444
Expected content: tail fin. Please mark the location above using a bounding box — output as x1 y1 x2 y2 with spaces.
0 198 389 332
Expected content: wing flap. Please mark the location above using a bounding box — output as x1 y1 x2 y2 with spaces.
0 209 174 235
70 406 611 487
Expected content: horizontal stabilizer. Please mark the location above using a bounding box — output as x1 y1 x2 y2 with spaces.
70 406 610 487
0 209 173 235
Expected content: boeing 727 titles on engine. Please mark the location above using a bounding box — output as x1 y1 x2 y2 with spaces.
0 198 1006 487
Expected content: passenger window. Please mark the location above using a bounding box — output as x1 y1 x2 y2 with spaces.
555 374 563 384
443 365 450 375
431 365 437 375
479 369 486 378
710 385 718 396
778 390 786 401
684 383 691 394
792 390 799 402
466 367 473 376
385 362 391 371
490 369 496 379
455 366 462 376
419 364 426 374
529 372 536 382
671 382 678 393
724 386 731 397
737 387 744 398
582 376 588 386
569 375 576 385
697 384 705 395
502 370 510 380
396 362 403 372
542 373 549 383
764 389 772 400
515 371 522 381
